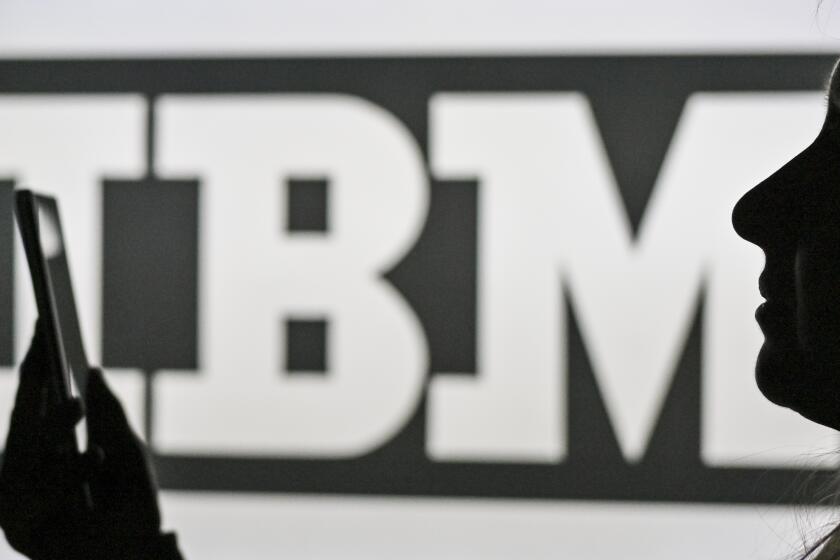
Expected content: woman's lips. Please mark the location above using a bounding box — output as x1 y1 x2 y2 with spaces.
755 301 794 339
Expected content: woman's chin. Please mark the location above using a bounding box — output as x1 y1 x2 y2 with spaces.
754 342 802 408
754 342 840 430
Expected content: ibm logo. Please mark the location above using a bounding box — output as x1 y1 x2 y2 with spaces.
0 56 834 504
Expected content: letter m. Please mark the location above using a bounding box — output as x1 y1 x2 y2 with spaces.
427 92 837 467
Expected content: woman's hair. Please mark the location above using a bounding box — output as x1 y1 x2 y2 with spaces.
794 463 840 559
801 527 839 559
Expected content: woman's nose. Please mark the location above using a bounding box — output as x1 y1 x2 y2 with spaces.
732 170 788 248
732 183 769 246
732 147 813 248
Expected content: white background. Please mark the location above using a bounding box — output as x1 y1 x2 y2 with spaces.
0 0 839 56
1 1 839 559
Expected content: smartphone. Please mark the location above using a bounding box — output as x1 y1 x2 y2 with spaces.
14 190 90 419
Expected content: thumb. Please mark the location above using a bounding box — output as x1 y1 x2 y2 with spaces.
14 319 53 419
6 320 54 455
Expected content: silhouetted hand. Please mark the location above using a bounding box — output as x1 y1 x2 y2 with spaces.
84 367 177 558
0 319 92 559
0 321 182 559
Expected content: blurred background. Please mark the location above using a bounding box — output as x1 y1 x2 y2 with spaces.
2 0 840 558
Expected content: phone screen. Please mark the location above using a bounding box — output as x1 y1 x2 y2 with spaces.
34 197 90 401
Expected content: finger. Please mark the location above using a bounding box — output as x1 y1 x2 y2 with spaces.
41 398 83 445
85 368 158 494
66 446 104 481
20 318 48 372
27 399 83 463
85 368 133 447
83 445 105 471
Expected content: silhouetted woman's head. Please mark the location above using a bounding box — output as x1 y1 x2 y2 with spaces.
733 62 840 431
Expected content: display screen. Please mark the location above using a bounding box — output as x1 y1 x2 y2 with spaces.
33 196 89 405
